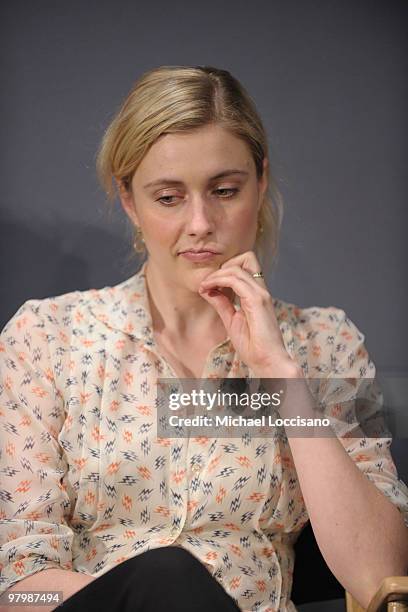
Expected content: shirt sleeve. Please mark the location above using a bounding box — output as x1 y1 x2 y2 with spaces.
316 308 408 529
0 299 74 596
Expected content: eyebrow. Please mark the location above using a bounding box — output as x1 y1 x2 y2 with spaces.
143 169 249 190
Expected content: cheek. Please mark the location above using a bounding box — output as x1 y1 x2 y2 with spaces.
230 204 258 234
142 211 178 243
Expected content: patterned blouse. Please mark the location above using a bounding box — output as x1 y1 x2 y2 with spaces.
1 260 408 612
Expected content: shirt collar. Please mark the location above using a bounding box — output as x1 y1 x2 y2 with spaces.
87 260 297 362
87 260 154 346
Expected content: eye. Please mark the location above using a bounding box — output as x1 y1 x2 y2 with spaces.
156 195 179 206
215 188 239 198
155 187 239 206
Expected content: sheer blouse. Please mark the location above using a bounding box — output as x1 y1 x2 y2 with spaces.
1 261 407 611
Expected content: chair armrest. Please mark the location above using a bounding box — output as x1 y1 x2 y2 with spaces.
346 577 408 611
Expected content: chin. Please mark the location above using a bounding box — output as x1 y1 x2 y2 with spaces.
186 267 215 286
198 264 219 274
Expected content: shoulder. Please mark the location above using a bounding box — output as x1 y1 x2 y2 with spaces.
273 296 346 330
1 273 139 341
273 297 372 376
273 296 348 340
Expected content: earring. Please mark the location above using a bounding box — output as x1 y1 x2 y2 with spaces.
133 227 145 251
257 219 264 234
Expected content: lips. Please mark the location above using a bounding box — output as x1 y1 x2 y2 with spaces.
180 251 219 262
179 249 220 255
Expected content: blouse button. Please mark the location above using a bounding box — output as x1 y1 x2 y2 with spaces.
192 464 202 474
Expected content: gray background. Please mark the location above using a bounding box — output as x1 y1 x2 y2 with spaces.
1 2 407 607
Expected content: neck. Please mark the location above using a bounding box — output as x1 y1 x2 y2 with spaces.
144 258 230 342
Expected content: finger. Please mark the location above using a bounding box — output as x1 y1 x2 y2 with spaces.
200 272 270 313
220 251 261 274
202 265 249 280
219 250 259 268
199 288 236 330
200 266 266 293
219 261 266 287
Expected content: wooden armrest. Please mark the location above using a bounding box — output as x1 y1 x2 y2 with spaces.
346 577 408 612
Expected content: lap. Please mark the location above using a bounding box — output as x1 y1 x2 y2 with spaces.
57 546 241 612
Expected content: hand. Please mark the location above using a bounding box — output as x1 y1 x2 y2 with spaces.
198 251 301 378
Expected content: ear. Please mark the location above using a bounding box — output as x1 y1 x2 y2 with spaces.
117 179 140 227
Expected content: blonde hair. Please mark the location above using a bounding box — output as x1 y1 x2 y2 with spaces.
96 65 284 272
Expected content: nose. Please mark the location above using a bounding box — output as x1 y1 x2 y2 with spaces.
185 196 216 237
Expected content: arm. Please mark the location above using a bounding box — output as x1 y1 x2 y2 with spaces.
287 423 408 609
0 300 76 602
2 568 96 612
263 312 408 609
197 254 408 608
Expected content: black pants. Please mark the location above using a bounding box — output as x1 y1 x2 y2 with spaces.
58 546 242 611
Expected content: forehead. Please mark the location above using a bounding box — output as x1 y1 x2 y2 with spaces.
136 124 254 178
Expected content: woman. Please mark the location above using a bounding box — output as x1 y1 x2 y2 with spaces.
1 65 407 612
